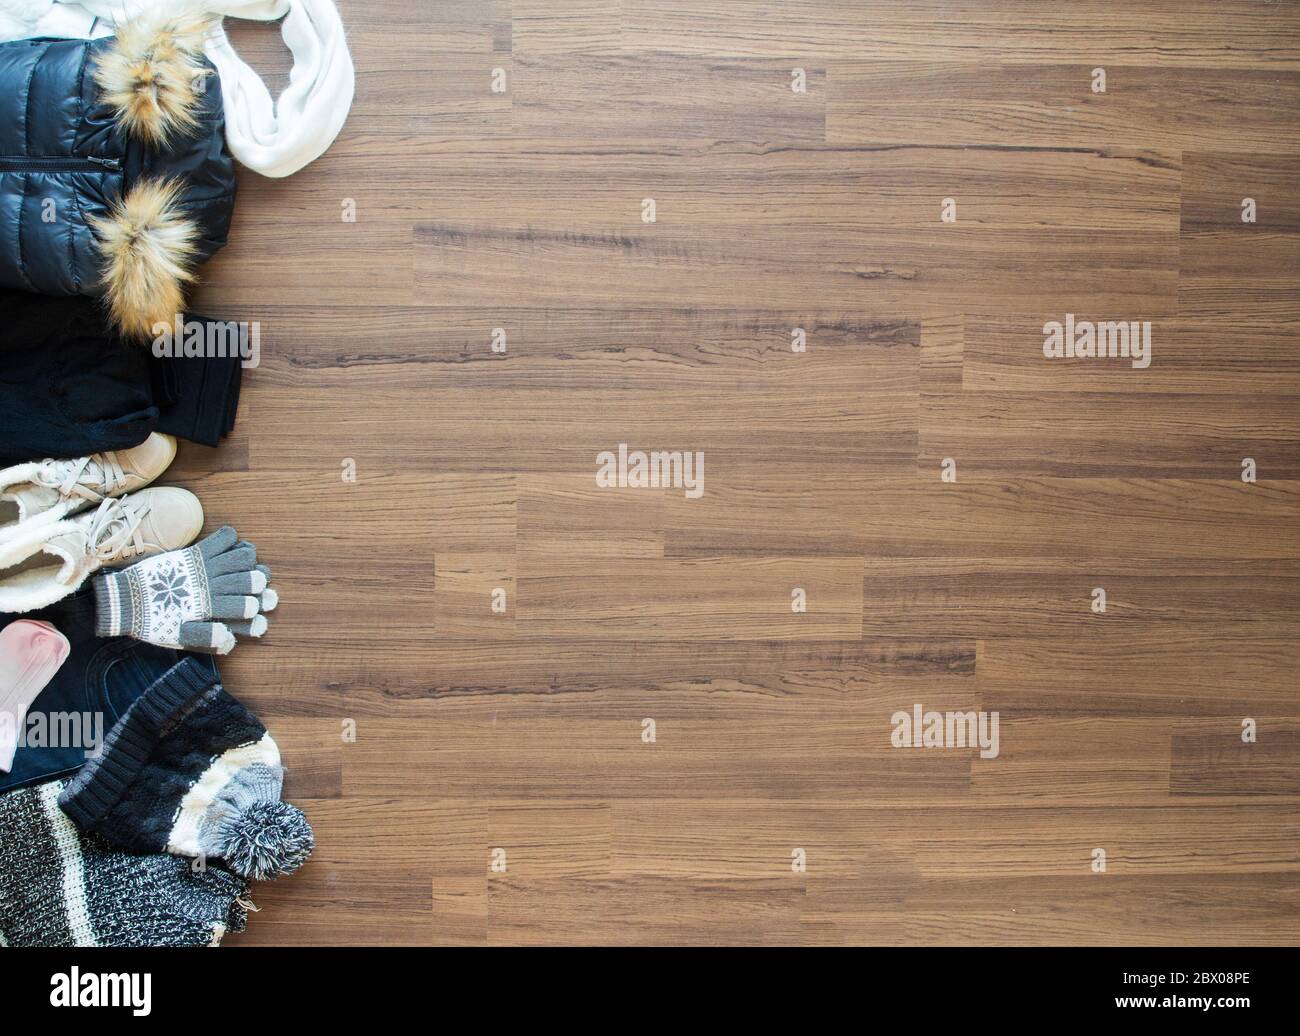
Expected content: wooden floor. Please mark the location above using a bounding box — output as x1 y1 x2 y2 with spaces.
187 2 1300 944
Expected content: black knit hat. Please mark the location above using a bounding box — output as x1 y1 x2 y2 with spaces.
59 657 312 880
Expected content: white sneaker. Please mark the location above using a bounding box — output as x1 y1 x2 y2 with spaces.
0 487 203 615
0 434 177 540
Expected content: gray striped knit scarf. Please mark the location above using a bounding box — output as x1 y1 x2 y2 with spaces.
0 779 248 947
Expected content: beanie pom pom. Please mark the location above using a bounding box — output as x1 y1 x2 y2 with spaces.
218 800 314 880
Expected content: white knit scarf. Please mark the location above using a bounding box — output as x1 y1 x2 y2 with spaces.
0 0 355 179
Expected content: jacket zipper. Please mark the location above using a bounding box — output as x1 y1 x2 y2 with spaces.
0 155 120 173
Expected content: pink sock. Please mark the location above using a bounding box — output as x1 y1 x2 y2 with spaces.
0 620 70 772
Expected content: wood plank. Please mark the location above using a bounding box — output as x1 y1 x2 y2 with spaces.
620 1 1300 69
137 0 1300 947
829 64 1300 150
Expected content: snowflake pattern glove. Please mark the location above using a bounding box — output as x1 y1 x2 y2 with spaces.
92 527 277 655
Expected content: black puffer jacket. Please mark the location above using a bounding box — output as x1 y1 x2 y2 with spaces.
0 11 235 338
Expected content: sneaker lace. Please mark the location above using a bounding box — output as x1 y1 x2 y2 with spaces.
81 496 152 562
35 452 128 504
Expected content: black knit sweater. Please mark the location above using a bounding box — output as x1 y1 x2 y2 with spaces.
0 290 242 466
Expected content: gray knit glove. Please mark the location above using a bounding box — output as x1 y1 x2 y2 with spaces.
93 527 277 654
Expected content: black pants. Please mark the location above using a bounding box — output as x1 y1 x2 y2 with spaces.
0 289 242 466
0 589 219 794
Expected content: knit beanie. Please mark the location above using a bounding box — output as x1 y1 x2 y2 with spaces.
58 657 313 881
0 779 247 947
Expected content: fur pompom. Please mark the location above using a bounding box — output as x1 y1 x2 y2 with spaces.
90 177 199 340
216 801 315 881
92 8 215 147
